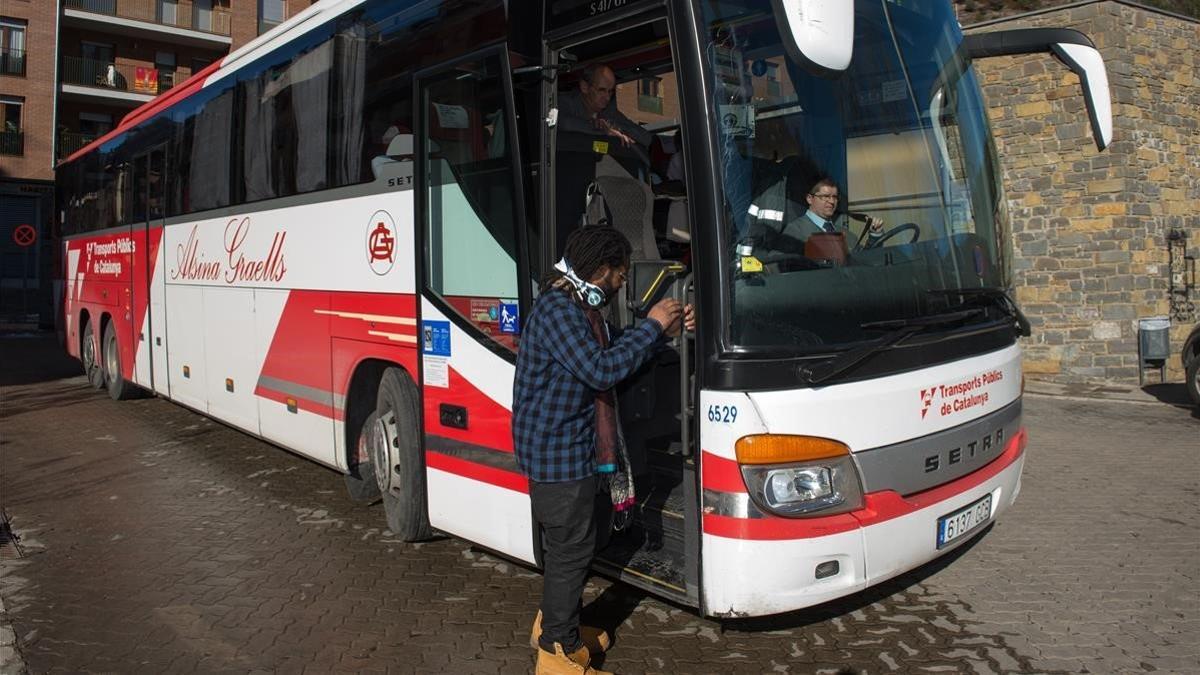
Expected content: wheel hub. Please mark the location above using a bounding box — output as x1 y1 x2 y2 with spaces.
83 333 95 368
369 415 394 493
105 337 119 381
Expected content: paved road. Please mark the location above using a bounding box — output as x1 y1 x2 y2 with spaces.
1 331 1197 674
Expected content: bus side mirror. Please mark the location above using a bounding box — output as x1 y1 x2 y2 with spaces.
769 0 854 76
964 28 1112 151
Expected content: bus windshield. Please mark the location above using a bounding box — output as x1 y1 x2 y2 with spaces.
702 0 1011 353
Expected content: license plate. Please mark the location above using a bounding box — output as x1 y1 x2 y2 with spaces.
936 493 993 549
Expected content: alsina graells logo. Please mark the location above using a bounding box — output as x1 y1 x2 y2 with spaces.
367 210 396 276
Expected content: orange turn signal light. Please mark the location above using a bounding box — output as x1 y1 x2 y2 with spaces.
734 434 851 465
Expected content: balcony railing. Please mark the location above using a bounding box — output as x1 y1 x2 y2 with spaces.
61 55 176 96
0 131 23 156
63 0 232 37
1 47 26 77
57 132 100 160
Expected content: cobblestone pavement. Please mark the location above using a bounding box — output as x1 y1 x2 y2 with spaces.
1 332 1197 674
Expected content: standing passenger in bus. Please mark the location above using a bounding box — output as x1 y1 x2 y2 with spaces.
559 64 652 151
513 227 691 674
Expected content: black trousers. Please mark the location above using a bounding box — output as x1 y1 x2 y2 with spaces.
530 474 610 653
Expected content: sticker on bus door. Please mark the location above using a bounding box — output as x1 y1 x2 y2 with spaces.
422 320 451 388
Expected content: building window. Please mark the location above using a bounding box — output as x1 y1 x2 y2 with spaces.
0 95 23 156
79 112 113 137
193 0 213 31
765 61 781 97
258 0 286 34
81 40 115 64
157 0 178 26
637 77 663 115
0 17 26 77
75 41 118 90
156 50 176 90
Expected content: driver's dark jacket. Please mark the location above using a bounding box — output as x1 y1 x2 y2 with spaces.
748 210 883 261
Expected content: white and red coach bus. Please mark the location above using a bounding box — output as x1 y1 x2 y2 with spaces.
56 0 1111 616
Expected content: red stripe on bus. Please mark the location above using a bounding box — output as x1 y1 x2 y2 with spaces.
703 511 860 540
426 451 528 494
701 450 748 493
702 429 1027 541
853 427 1026 527
423 364 515 453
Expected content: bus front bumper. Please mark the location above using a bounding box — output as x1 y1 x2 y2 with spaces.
700 429 1026 617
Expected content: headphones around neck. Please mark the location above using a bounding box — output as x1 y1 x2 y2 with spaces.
555 258 608 308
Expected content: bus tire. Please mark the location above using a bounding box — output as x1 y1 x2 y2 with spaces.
343 410 382 506
82 320 105 390
375 367 433 541
102 324 135 401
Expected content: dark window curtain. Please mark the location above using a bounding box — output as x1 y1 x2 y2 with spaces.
242 74 275 202
333 21 366 187
191 88 233 210
291 39 332 193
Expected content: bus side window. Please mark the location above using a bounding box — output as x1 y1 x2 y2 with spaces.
237 29 334 202
420 55 522 351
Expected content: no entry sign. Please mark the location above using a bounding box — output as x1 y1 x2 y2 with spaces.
12 224 36 247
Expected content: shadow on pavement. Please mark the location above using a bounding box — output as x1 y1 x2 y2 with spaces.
1141 382 1195 411
0 330 80 387
580 521 991 671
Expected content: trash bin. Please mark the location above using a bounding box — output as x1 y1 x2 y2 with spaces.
1137 316 1171 385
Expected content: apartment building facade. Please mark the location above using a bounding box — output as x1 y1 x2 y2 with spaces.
0 0 313 321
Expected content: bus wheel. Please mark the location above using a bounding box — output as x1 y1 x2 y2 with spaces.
102 324 135 401
82 321 105 390
343 411 383 505
373 368 433 541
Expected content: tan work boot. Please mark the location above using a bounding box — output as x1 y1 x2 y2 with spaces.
535 642 612 675
530 610 611 653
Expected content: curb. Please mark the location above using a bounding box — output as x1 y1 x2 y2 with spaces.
1024 379 1192 407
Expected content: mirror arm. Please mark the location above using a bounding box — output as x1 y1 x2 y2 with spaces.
512 64 570 82
962 27 1094 59
963 28 1112 151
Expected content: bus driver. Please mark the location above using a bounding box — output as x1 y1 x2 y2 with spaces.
747 177 885 263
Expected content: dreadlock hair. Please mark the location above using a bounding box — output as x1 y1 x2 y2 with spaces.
541 226 632 293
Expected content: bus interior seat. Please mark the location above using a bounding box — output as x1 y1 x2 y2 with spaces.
585 154 660 262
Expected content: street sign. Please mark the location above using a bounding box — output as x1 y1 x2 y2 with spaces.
12 223 36 247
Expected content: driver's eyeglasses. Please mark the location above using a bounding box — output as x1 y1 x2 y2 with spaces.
810 193 839 202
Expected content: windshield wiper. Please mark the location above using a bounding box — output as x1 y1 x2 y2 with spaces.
799 309 985 386
926 286 1031 337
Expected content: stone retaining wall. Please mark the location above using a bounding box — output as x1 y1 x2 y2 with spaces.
967 1 1199 383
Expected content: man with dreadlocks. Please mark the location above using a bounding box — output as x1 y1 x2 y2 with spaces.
514 226 692 674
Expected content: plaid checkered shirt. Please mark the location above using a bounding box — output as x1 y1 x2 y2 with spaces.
513 289 664 483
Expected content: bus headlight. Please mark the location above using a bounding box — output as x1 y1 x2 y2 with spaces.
735 434 864 517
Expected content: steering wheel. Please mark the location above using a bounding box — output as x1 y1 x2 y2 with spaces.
861 222 920 250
